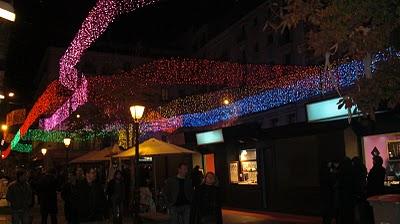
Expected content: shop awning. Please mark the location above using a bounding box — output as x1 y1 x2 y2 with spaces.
70 144 122 163
114 138 197 158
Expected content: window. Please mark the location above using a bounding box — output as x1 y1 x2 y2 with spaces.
239 149 257 185
267 34 274 45
271 118 278 127
237 26 246 42
287 113 296 124
220 49 228 60
284 53 291 65
178 89 186 97
161 88 169 101
241 50 247 63
279 29 291 45
254 42 259 53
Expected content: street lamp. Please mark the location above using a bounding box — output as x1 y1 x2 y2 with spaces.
41 148 47 156
223 99 230 105
1 124 7 132
130 104 145 223
8 92 14 97
63 138 71 170
0 1 15 22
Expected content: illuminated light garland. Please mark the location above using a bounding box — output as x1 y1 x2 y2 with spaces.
59 59 362 133
13 143 32 153
3 0 392 158
59 0 159 90
22 129 116 143
41 77 88 131
139 59 364 133
10 130 21 151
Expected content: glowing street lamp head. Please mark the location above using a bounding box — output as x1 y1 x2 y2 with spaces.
63 138 71 147
0 94 4 99
223 99 230 105
130 105 145 121
41 148 47 156
1 124 8 131
76 114 80 119
8 92 14 97
0 1 15 22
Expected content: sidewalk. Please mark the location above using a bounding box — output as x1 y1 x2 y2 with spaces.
0 198 322 224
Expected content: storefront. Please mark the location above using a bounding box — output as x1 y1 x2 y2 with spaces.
353 112 400 192
185 120 350 214
185 124 265 209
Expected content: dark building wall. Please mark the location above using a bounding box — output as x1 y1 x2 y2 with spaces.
264 129 345 215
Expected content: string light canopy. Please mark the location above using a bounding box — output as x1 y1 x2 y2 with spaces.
2 0 390 158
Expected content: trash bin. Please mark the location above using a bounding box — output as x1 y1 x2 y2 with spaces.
367 194 400 224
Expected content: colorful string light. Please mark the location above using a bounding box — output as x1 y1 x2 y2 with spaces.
60 0 159 90
23 129 116 143
1 0 386 158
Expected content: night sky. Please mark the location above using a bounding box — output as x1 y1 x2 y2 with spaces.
5 0 265 105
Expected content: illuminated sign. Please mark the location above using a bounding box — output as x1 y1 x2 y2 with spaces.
306 97 353 122
196 129 224 145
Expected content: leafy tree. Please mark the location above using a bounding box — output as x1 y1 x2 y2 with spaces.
265 0 400 119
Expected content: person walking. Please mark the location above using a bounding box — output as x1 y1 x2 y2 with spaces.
191 166 203 190
37 169 59 224
74 168 107 224
335 157 355 224
320 162 336 224
165 163 193 224
61 171 78 224
367 155 386 197
6 169 33 224
352 157 371 224
190 172 222 224
106 170 125 224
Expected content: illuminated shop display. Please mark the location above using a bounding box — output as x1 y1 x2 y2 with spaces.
363 133 400 187
229 149 258 185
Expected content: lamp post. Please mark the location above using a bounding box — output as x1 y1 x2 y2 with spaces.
130 105 145 224
63 138 71 171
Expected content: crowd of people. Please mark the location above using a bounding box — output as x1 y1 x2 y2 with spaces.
320 155 386 224
4 156 387 224
4 162 222 224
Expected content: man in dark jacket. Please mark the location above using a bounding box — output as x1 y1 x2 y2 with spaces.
74 168 107 224
7 169 32 224
37 169 58 224
165 163 193 224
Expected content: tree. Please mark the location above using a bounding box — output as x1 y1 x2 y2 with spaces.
266 0 400 119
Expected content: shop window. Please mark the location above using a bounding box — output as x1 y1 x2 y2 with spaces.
239 149 257 185
229 149 258 185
